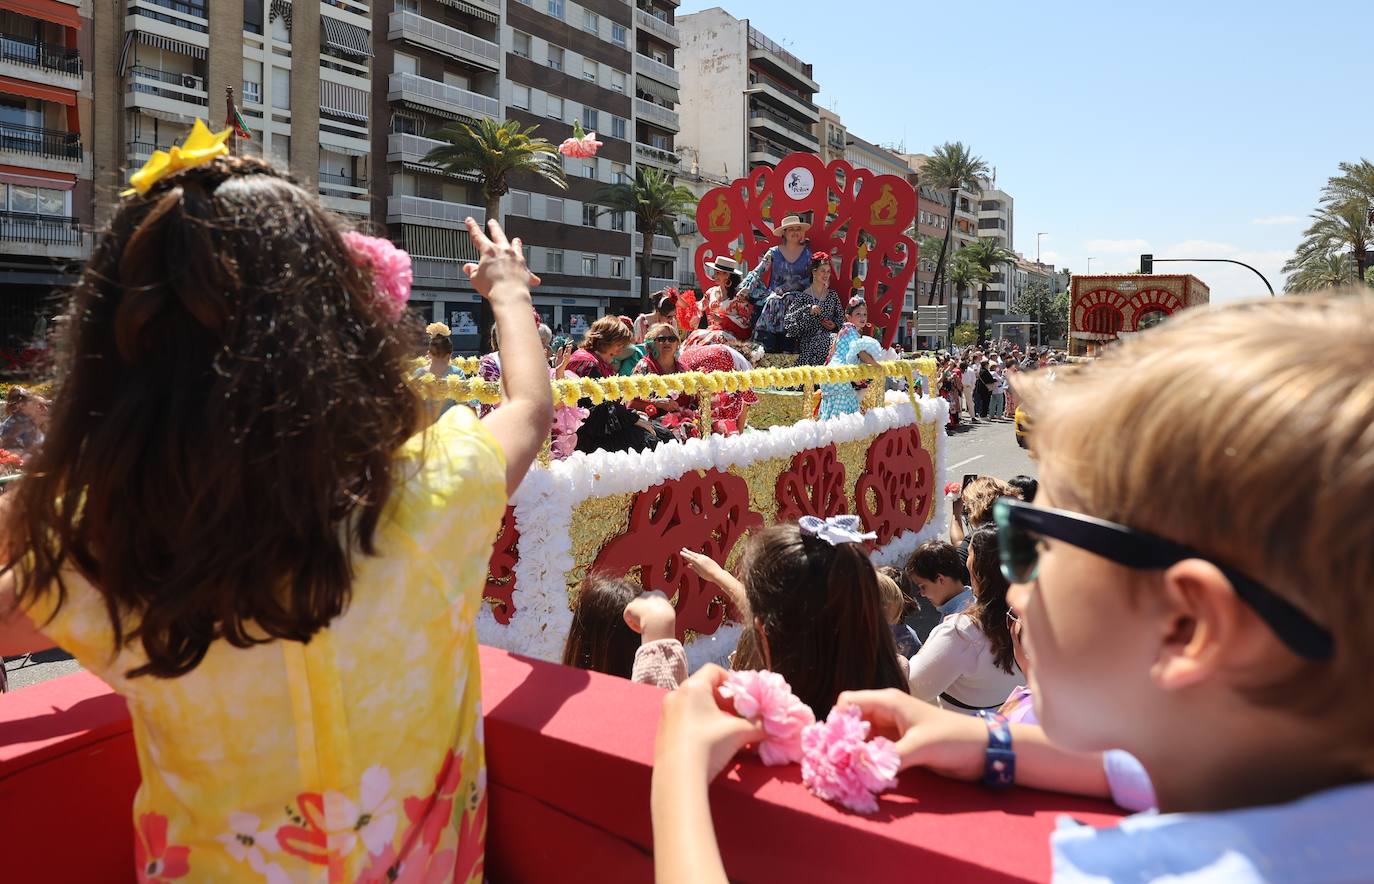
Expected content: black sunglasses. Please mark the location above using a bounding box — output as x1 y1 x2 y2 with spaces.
653 335 679 344
993 498 1333 661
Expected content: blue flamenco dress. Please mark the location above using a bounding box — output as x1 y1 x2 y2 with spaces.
740 244 813 347
818 325 883 421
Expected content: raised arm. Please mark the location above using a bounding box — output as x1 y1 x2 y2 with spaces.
464 218 553 496
738 247 776 304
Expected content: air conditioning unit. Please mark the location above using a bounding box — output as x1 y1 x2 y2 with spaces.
182 74 197 89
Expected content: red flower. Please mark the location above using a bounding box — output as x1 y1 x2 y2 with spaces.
451 794 488 884
402 750 464 851
134 813 190 883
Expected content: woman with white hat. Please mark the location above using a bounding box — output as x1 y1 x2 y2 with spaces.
739 214 814 352
684 255 751 348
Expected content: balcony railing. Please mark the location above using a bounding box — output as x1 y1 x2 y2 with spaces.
747 100 817 142
388 11 500 69
0 211 82 247
388 72 498 121
0 33 82 77
634 8 679 44
128 65 209 108
319 170 367 188
634 142 678 168
412 256 467 282
138 0 206 17
387 132 448 163
634 52 679 88
386 194 485 226
633 231 678 254
747 25 813 83
634 96 679 131
127 140 155 165
0 123 81 161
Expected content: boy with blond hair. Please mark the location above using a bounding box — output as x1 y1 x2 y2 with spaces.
652 293 1374 882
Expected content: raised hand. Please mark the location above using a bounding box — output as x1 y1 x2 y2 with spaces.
462 217 541 303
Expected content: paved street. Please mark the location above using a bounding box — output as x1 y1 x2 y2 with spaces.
943 413 1038 485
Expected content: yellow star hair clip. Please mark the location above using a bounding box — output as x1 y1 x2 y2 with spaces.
122 119 232 197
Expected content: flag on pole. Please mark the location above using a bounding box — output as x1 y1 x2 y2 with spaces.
225 86 251 144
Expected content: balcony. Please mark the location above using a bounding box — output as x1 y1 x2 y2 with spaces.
388 72 498 122
0 34 82 89
745 79 818 123
0 123 82 168
634 97 679 132
127 140 155 167
127 0 209 35
388 11 500 71
319 193 371 218
632 276 678 299
633 231 678 256
748 140 786 168
0 211 83 258
746 26 818 92
634 141 678 171
387 132 448 164
412 256 467 284
634 8 679 45
126 65 208 121
747 105 817 152
634 53 679 89
386 194 485 226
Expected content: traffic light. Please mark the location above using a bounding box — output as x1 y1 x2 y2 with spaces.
1140 253 1153 274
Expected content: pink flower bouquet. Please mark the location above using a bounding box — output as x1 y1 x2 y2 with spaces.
800 705 900 814
719 671 815 766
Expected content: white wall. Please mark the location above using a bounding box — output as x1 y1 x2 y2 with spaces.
677 8 747 181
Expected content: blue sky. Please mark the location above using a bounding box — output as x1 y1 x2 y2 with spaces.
678 0 1374 302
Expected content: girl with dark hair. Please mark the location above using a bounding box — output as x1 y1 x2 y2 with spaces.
783 252 845 365
0 141 550 880
906 524 1022 713
562 577 691 690
818 297 884 420
727 518 909 717
685 256 751 348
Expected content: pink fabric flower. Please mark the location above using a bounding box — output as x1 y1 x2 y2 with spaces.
552 405 589 435
719 671 815 766
800 705 900 814
558 131 603 158
344 231 413 321
551 433 579 459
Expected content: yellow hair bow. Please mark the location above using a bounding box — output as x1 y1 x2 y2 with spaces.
122 119 232 197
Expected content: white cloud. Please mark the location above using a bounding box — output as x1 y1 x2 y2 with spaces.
1250 215 1300 226
1039 249 1063 265
1083 238 1150 253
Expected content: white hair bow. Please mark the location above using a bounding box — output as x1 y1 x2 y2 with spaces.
798 514 877 546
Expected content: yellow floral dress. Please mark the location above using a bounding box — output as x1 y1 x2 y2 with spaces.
25 407 505 883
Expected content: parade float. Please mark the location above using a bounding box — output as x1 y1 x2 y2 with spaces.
1069 273 1210 356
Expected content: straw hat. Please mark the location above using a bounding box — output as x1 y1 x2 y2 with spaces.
773 214 810 237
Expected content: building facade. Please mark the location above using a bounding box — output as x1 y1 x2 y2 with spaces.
1 0 90 353
975 180 1013 317
903 152 982 323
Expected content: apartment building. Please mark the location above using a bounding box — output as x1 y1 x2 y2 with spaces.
816 105 844 165
975 180 1014 316
0 0 89 349
904 152 983 323
677 7 818 182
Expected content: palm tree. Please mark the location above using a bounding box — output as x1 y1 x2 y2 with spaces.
599 167 697 312
918 143 989 306
1284 253 1357 293
423 118 566 225
946 252 989 331
961 237 1017 343
1282 199 1371 290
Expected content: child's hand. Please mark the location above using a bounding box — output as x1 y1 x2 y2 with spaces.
680 548 727 584
836 689 984 781
463 218 541 304
554 344 573 379
624 591 677 643
656 664 764 782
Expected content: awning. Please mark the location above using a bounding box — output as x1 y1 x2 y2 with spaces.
269 0 292 30
134 30 207 60
5 0 79 29
401 161 480 183
322 16 373 59
0 75 75 106
403 224 479 262
0 164 76 189
319 80 369 122
435 0 498 24
635 74 679 105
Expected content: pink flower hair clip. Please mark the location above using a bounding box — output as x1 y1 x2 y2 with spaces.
343 231 412 321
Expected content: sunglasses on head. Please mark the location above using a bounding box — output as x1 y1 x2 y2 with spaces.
653 335 679 344
992 497 1333 661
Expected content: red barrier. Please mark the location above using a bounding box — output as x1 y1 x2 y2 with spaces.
0 649 1122 882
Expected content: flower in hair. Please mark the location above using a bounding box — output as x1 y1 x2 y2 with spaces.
798 514 876 546
559 121 603 158
426 322 451 338
801 705 900 814
122 119 231 197
720 671 815 766
343 232 412 321
811 251 832 264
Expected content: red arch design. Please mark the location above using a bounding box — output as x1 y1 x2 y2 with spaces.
1082 303 1124 335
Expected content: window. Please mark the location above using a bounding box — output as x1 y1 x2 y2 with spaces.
610 210 625 232
582 203 598 226
547 45 563 71
512 31 531 58
271 8 290 41
443 70 470 89
611 116 626 139
611 23 627 47
244 0 263 34
583 161 596 179
510 190 531 216
512 84 530 109
395 0 419 10
242 59 262 105
584 9 598 32
546 95 563 120
582 106 597 130
583 59 598 82
271 133 290 164
611 70 626 93
271 66 290 109
582 254 598 276
545 196 564 223
612 163 627 184
393 52 418 75
547 250 564 273
547 0 564 20
610 257 625 278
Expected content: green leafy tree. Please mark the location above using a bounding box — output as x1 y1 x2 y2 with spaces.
1012 280 1069 344
946 252 989 332
918 143 989 305
952 322 977 346
424 118 566 225
1285 253 1357 293
1283 159 1373 287
599 167 697 312
960 237 1017 342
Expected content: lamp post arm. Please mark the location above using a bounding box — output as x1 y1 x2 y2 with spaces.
1151 258 1275 297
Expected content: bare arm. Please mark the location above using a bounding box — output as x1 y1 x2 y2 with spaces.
0 569 55 657
464 218 554 496
949 498 966 545
679 549 747 615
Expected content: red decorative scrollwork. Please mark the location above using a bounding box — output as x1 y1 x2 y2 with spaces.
775 444 848 524
484 505 520 624
856 428 935 547
593 469 764 639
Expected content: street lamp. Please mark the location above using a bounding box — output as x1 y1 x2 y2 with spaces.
1036 232 1047 264
1086 257 1096 275
1036 232 1048 348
